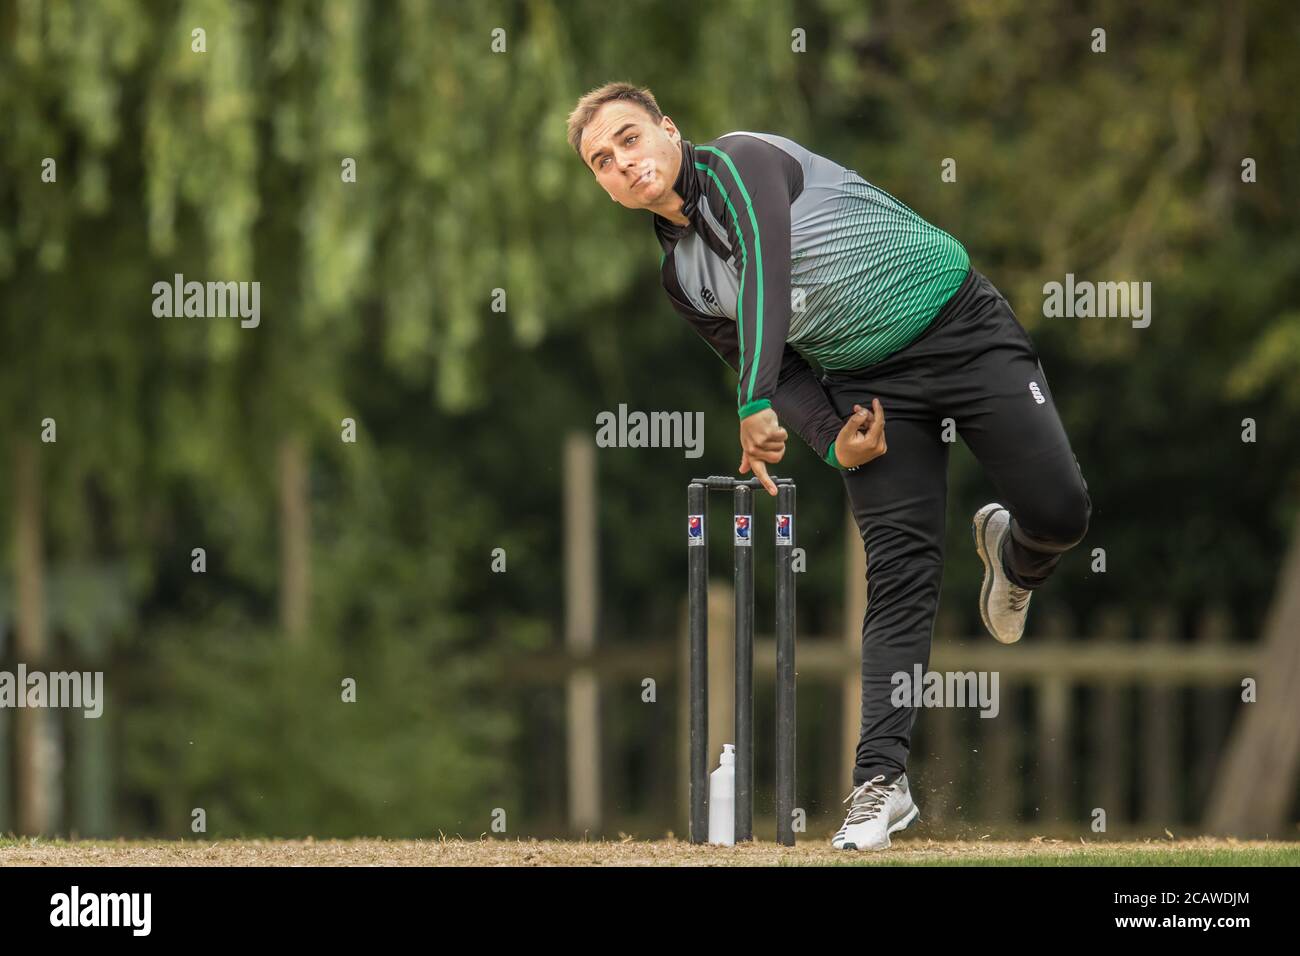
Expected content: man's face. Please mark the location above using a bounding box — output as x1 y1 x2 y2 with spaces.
582 101 682 211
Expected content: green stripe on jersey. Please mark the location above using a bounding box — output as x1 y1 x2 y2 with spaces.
697 146 766 406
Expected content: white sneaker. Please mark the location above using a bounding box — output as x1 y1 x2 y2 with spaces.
831 773 920 850
973 502 1032 645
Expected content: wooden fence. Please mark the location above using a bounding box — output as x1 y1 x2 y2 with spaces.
508 598 1256 839
1 433 1278 839
510 434 1264 839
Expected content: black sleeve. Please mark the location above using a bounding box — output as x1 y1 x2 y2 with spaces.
663 282 848 469
771 344 850 469
697 136 799 421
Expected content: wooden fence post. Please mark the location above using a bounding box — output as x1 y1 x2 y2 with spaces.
1192 606 1232 812
1035 607 1071 827
1141 607 1178 826
564 433 601 835
981 609 1019 824
13 439 54 835
922 607 961 826
1088 608 1128 826
1205 515 1300 835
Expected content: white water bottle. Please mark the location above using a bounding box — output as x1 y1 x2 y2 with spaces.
708 744 736 845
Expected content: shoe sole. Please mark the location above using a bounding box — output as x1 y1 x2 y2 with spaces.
838 805 921 851
973 503 1020 645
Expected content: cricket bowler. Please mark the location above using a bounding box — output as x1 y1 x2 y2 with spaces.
567 82 1092 850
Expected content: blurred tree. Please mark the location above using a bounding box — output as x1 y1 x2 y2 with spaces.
0 0 1296 838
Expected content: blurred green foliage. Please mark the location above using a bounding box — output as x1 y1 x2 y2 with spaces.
0 0 1297 837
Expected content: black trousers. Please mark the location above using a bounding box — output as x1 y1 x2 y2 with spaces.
822 268 1092 787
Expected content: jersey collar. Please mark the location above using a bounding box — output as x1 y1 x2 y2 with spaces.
653 138 702 255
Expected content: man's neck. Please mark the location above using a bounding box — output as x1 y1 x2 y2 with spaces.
654 138 691 226
655 193 690 226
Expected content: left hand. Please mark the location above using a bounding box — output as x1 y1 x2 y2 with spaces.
738 408 787 496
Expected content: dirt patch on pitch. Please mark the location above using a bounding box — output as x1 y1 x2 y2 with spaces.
1 835 1292 867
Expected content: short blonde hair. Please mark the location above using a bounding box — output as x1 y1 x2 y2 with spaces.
566 82 665 162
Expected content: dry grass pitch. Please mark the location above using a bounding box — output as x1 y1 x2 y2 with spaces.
2 835 1295 867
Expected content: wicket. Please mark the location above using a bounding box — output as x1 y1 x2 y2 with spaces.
687 475 797 846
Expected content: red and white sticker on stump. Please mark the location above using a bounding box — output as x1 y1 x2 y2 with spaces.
775 513 793 546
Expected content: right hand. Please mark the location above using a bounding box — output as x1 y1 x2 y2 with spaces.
738 407 787 496
833 398 887 468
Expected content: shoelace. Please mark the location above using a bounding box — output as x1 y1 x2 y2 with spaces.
840 776 893 827
1008 584 1030 613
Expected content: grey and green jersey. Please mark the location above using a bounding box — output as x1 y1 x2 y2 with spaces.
654 132 970 466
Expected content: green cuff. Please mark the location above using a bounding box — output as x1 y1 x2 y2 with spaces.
738 398 772 419
824 441 844 469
